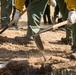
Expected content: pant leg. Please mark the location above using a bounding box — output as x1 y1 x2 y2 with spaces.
1 0 12 27
71 24 76 50
43 5 48 24
43 6 48 23
27 0 47 37
54 5 59 20
56 0 71 40
12 6 16 20
46 5 52 24
43 13 47 23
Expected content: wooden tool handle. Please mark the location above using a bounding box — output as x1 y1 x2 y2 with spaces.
53 20 67 29
38 20 68 35
21 8 28 15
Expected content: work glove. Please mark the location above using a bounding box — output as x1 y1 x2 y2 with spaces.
50 0 56 7
67 11 76 24
13 9 20 22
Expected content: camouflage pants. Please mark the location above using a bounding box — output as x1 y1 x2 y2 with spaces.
1 0 12 27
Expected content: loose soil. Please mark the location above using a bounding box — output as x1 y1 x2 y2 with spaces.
0 10 75 75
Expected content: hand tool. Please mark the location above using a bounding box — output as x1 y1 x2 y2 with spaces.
33 20 68 50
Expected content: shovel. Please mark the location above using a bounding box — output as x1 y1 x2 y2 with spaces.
37 20 67 34
33 20 68 50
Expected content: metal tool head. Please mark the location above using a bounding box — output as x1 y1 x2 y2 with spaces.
33 34 44 50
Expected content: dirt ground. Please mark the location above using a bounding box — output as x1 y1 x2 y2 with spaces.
0 13 71 60
0 8 76 75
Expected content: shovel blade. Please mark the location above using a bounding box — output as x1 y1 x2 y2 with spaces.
33 34 44 50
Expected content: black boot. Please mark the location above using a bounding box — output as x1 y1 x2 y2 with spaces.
70 49 76 60
60 37 72 45
15 36 33 44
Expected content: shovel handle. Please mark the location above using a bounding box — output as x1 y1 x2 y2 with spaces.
53 20 67 29
38 20 67 34
0 20 15 34
38 18 76 35
0 8 28 34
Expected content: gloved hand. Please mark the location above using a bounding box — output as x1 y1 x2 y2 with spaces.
50 0 56 7
13 9 20 22
67 11 76 24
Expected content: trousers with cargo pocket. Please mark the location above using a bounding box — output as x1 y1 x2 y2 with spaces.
1 0 12 28
27 0 48 37
56 0 72 41
56 0 76 51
